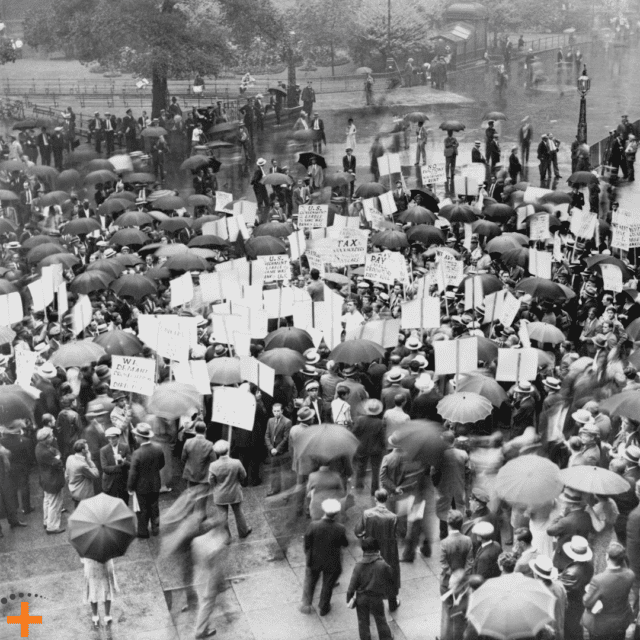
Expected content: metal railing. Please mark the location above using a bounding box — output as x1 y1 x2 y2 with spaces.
588 118 640 169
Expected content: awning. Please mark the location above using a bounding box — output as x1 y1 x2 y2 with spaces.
430 22 473 42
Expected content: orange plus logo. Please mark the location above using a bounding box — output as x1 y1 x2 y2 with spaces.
6 602 42 638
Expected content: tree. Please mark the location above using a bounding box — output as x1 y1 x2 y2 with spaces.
481 0 522 46
348 0 440 67
24 0 230 115
292 0 359 75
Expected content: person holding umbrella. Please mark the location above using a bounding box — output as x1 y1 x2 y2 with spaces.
82 554 119 628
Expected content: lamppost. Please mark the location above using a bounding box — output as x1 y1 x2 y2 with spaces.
287 30 298 109
576 67 590 144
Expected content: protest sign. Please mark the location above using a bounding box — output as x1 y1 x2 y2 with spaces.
483 290 507 325
347 319 401 349
519 321 531 348
28 279 53 313
233 200 258 227
495 348 538 382
212 387 256 431
332 215 361 231
0 292 23 327
629 223 640 249
454 175 478 197
110 355 156 395
499 292 521 328
262 287 295 319
601 264 623 292
364 252 397 285
156 316 191 361
214 191 233 212
517 205 533 230
421 163 446 185
288 230 306 261
298 204 329 229
315 286 343 349
523 186 552 204
333 231 368 267
71 295 92 336
362 197 381 222
401 297 441 330
369 211 386 230
461 164 486 185
239 356 275 396
257 254 291 282
611 223 631 251
16 349 37 388
433 338 478 376
529 250 552 279
464 276 484 312
530 214 550 241
218 269 243 301
377 153 402 177
378 191 397 218
199 272 222 303
570 208 597 239
305 248 326 276
436 252 464 290
170 273 194 307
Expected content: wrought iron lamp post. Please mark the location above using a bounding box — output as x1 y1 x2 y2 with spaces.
577 68 590 144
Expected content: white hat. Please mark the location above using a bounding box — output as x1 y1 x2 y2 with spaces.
105 427 121 437
37 362 57 379
414 373 434 392
104 248 117 259
256 158 266 166
529 555 558 580
562 536 593 562
471 521 494 537
321 498 341 516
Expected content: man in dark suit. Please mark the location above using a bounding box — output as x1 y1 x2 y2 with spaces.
208 439 252 540
51 127 65 170
265 403 292 496
301 498 348 616
351 399 386 494
487 134 501 173
100 426 131 505
251 157 269 215
462 487 500 550
122 108 137 153
439 510 473 593
0 420 35 514
471 521 501 580
268 157 283 204
311 112 326 153
88 111 105 154
34 427 65 534
342 148 356 197
301 81 316 120
103 111 117 156
559 535 594 640
471 140 486 164
36 126 52 165
625 479 640 612
547 488 594 571
537 133 551 185
392 180 409 214
127 423 165 538
181 422 216 488
582 542 634 640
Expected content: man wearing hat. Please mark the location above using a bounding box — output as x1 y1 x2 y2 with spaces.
471 521 501 580
289 407 316 514
301 498 348 615
547 488 594 571
55 394 82 462
299 379 324 424
335 369 369 421
570 421 601 467
558 535 594 640
342 147 356 197
463 487 500 549
352 399 385 494
110 391 133 446
355 488 401 611
471 140 486 164
88 111 105 153
250 158 269 214
100 427 131 505
208 440 252 541
510 380 537 438
128 424 166 538
530 555 567 640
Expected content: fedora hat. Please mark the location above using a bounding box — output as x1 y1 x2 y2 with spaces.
95 364 110 380
85 400 110 417
342 366 357 377
592 335 608 349
414 373 434 393
542 376 561 391
297 407 315 424
529 555 558 581
105 427 121 438
471 487 490 504
624 445 640 465
112 391 127 402
133 423 154 439
562 536 593 562
578 423 600 438
256 158 266 166
360 399 383 416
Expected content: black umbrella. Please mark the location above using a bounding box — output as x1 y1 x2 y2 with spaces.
439 120 465 131
268 86 287 97
568 171 598 186
297 152 327 169
264 327 314 353
409 189 440 212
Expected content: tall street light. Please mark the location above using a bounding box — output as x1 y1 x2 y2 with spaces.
287 30 298 109
576 67 590 144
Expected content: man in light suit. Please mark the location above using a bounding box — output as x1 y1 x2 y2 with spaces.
265 403 292 496
471 521 501 580
208 440 252 540
308 156 324 191
100 426 131 505
311 112 326 153
127 423 165 538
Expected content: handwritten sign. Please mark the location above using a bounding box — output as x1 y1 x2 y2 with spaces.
214 191 233 212
499 292 521 328
257 254 291 282
495 348 538 382
298 204 328 229
611 224 630 251
629 224 640 249
110 355 156 395
530 214 550 241
170 272 194 307
436 252 464 290
421 163 446 185
0 292 23 326
570 208 597 239
378 191 397 218
601 263 623 292
362 197 381 222
364 252 397 285
333 230 368 267
433 339 478 375
401 296 441 330
212 386 256 431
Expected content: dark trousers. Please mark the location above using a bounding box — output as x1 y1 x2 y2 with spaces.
40 148 51 165
355 594 393 640
445 156 456 188
354 454 383 494
539 158 549 184
590 632 626 640
93 132 102 153
13 470 31 512
136 491 160 536
565 601 585 640
521 142 530 165
105 484 130 507
302 567 340 613
53 150 63 171
105 131 115 156
267 454 290 494
550 152 560 177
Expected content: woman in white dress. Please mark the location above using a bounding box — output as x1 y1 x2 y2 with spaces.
345 118 357 150
82 557 119 627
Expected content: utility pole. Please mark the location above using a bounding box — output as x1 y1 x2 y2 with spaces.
387 0 391 56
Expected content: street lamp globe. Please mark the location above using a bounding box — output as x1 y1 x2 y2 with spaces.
577 70 590 97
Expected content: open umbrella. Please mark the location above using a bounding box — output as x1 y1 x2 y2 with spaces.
94 330 144 356
354 182 386 198
355 66 373 74
472 220 502 239
148 382 200 419
244 237 287 258
86 259 125 279
323 273 351 286
500 247 529 268
0 190 19 201
439 120 465 131
68 493 136 563
39 253 80 269
110 274 157 301
51 340 107 368
259 348 305 375
70 270 113 294
63 218 102 236
389 420 447 465
123 172 155 184
409 189 440 212
297 152 327 169
188 195 213 208
84 170 118 185
329 339 385 365
324 172 356 188
86 159 116 172
371 229 408 250
160 218 192 233
296 423 360 463
527 322 566 345
540 191 572 205
483 203 515 222
457 335 498 364
154 195 188 211
262 172 293 186
116 210 154 227
0 385 36 423
145 266 171 281
180 156 210 172
399 206 437 225
439 203 477 223
457 374 508 407
461 274 503 296
110 229 150 247
496 455 563 506
467 574 555 640
264 327 314 353
568 171 598 186
189 235 230 249
27 243 66 264
560 466 630 495
406 225 444 247
599 390 640 419
0 219 16 235
36 190 70 207
108 191 137 203
404 111 430 123
0 160 26 172
253 221 292 238
98 199 132 217
56 169 82 190
437 392 492 424
140 126 168 138
482 111 507 121
0 280 17 295
28 165 59 180
517 277 575 300
164 252 208 272
207 357 242 385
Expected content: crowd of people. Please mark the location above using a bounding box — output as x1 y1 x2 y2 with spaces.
2 69 640 640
